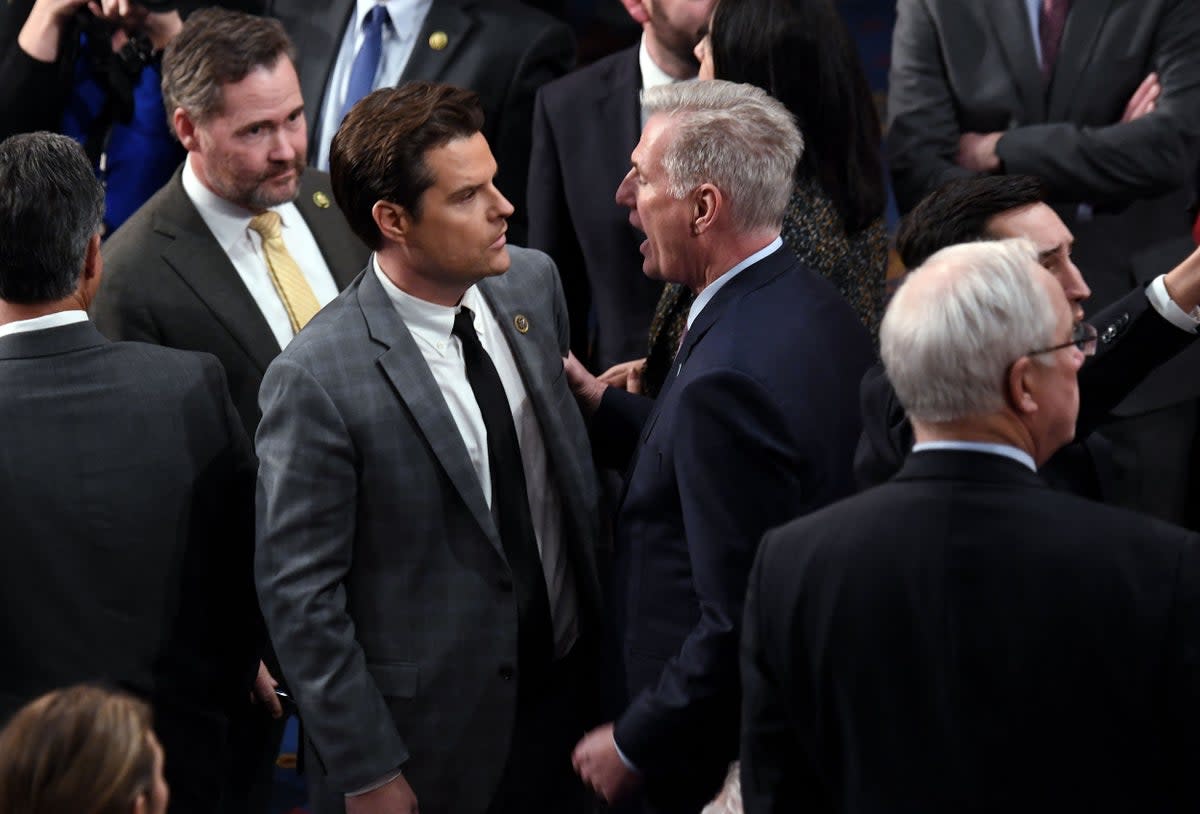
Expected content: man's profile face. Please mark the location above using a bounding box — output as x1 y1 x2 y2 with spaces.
401 132 514 292
186 56 307 213
987 203 1090 322
615 114 696 286
1025 268 1085 462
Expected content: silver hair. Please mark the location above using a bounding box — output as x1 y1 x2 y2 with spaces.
881 238 1059 424
640 80 803 232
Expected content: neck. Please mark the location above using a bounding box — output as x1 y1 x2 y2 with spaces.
644 30 698 81
911 411 1041 461
0 295 86 327
376 251 471 308
689 229 779 294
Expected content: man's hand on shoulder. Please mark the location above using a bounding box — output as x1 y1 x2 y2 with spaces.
572 722 641 805
345 773 418 814
564 351 608 415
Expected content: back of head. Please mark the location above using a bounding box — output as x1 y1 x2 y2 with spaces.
0 686 156 814
881 238 1056 423
329 81 485 250
641 79 803 232
0 133 105 305
161 8 294 124
709 0 884 230
896 175 1046 269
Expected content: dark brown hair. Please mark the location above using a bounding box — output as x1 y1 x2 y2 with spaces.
329 81 485 250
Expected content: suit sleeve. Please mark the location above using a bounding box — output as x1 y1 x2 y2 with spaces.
853 362 913 490
255 357 409 793
589 386 654 471
996 0 1200 207
885 0 973 213
614 369 808 774
490 16 574 246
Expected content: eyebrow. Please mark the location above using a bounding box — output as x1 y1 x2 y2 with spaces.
236 104 305 135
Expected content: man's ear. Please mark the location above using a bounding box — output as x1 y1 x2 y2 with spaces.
692 183 721 235
173 108 199 151
372 200 411 246
81 233 103 297
1006 355 1039 416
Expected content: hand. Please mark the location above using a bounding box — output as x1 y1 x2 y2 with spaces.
249 661 284 719
563 351 608 416
955 131 1003 174
598 358 645 395
620 0 650 25
17 0 93 62
345 773 419 814
1162 240 1200 314
87 0 181 50
1121 72 1160 123
572 723 641 805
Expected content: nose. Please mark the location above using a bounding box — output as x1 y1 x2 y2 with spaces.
1063 258 1091 318
492 185 515 220
269 129 296 162
615 167 636 208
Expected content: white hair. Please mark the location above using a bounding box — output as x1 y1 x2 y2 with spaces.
881 238 1059 423
640 80 803 232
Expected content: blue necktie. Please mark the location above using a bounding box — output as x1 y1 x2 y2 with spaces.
342 5 390 121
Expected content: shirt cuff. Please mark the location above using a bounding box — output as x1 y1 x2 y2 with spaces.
345 769 403 797
613 736 642 775
1147 274 1200 333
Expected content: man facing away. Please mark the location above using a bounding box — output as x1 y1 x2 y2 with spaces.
0 132 257 814
255 82 602 814
566 80 873 813
741 238 1200 813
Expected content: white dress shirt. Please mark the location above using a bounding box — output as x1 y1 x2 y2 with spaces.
181 157 340 351
912 440 1038 472
372 258 578 656
0 310 88 339
316 0 434 170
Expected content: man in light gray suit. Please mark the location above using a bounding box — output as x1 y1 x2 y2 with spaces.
255 82 602 814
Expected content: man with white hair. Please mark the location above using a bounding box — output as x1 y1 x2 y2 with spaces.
740 238 1200 814
566 79 873 813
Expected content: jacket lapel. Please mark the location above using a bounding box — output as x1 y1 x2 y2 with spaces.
401 0 474 84
984 0 1045 122
1046 0 1115 120
357 268 503 556
153 171 281 375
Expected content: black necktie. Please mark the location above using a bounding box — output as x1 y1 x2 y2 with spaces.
452 307 554 680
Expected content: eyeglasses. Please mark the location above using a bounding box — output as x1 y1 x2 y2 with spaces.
1028 321 1097 358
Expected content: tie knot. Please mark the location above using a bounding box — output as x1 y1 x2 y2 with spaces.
249 211 283 240
452 306 476 342
363 4 391 32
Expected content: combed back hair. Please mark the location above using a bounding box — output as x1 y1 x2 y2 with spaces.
329 82 485 250
0 132 104 304
0 685 157 814
161 8 294 124
641 80 803 232
896 175 1047 269
881 238 1059 423
709 0 885 232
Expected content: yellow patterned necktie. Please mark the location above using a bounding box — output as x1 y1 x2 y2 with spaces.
249 211 321 333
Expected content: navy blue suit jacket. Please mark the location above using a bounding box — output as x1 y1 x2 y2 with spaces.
591 246 873 811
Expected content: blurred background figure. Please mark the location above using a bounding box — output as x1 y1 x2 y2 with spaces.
0 685 169 814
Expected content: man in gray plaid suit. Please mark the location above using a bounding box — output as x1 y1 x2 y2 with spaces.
254 82 603 814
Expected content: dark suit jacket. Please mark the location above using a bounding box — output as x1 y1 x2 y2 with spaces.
527 45 662 372
268 0 574 245
93 167 366 438
590 247 873 812
854 284 1196 493
0 321 257 814
887 0 1200 312
255 247 602 814
742 450 1200 813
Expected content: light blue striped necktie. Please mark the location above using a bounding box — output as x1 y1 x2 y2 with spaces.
341 5 391 121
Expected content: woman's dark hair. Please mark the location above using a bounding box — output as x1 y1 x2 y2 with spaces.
710 0 885 232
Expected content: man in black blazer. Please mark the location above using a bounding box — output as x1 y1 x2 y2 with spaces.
742 237 1200 814
856 175 1200 506
91 10 367 812
527 0 713 372
267 0 573 245
566 80 872 814
0 133 257 814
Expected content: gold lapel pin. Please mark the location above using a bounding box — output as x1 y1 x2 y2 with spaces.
312 191 331 209
514 314 530 334
429 31 449 51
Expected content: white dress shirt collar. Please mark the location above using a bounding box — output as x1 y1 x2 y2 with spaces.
911 440 1038 472
182 156 297 252
371 255 483 353
0 310 89 340
686 236 782 329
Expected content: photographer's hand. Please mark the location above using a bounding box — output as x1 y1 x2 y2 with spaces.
17 0 93 62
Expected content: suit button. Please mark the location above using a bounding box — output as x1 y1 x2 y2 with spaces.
1101 324 1118 343
1118 313 1130 326
498 664 514 681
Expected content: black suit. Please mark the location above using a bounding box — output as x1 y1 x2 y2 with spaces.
855 285 1195 497
0 321 257 814
93 167 366 438
527 45 662 372
268 0 574 246
742 449 1200 814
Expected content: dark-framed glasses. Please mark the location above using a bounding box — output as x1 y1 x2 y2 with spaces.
1028 321 1097 358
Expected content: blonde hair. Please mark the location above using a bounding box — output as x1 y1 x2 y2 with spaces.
0 686 157 814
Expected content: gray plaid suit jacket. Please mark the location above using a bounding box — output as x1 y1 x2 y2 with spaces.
255 246 601 813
